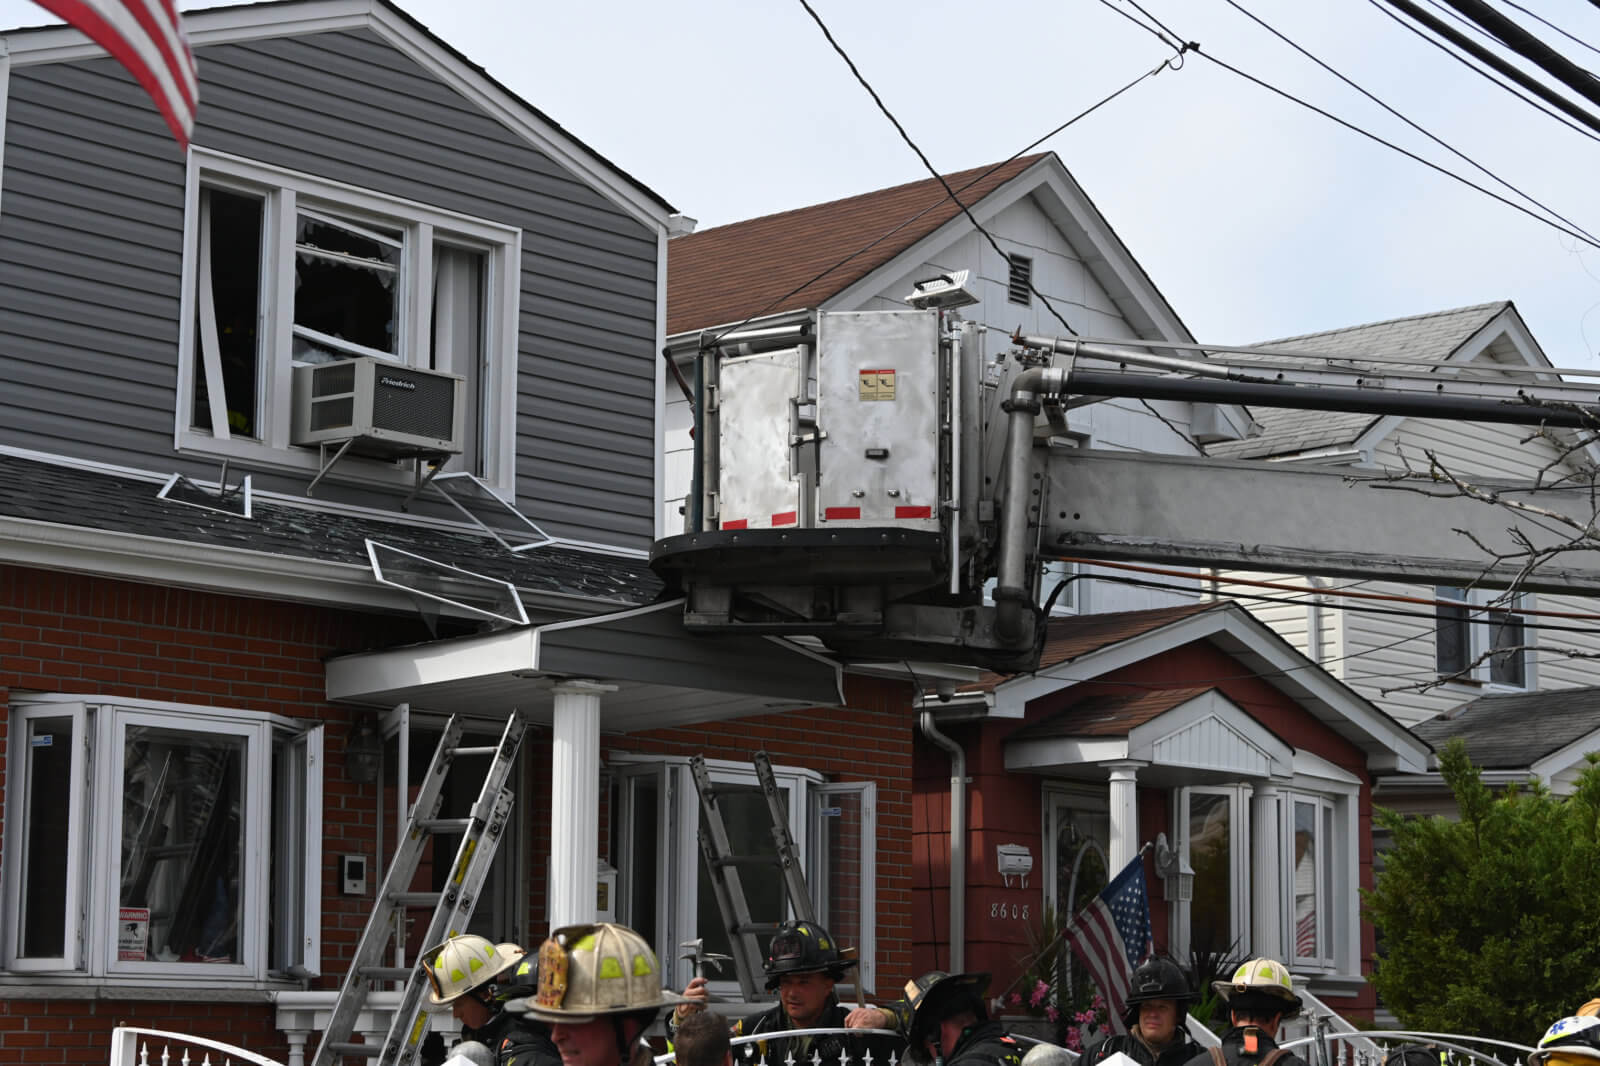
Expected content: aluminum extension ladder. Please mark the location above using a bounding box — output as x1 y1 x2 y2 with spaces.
313 708 532 1066
689 751 816 1000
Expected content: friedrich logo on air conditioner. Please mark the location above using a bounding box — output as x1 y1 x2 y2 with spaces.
378 376 417 390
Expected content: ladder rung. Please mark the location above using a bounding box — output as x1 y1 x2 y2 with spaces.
389 891 443 907
735 922 783 936
712 855 780 868
418 817 473 833
360 966 414 982
327 1042 382 1057
453 745 498 757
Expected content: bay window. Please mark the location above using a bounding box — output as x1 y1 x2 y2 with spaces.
3 696 322 982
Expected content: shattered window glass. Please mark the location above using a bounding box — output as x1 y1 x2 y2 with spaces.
292 209 402 364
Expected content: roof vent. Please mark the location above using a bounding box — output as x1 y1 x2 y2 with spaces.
1007 254 1033 306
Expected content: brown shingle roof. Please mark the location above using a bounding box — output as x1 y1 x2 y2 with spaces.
666 154 1049 336
1008 686 1217 739
955 601 1222 695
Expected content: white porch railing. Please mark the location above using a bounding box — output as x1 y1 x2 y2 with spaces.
109 1027 287 1066
1280 1029 1535 1066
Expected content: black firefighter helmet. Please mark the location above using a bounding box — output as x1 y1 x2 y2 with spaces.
903 970 993 1056
763 920 857 992
1122 957 1196 1030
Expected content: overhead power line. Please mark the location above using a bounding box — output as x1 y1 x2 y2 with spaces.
1223 0 1600 247
1497 0 1600 60
1430 0 1600 111
1376 0 1600 136
1093 0 1600 250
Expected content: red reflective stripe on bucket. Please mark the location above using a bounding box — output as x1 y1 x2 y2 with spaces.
771 511 798 526
721 519 748 530
895 506 933 519
824 507 862 520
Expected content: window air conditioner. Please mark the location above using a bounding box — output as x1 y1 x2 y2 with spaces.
290 356 465 460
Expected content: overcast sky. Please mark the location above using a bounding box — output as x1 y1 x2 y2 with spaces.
6 0 1600 367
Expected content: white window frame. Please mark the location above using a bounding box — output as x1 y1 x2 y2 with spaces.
1435 586 1534 690
1173 784 1252 962
609 753 840 996
174 147 522 493
1 694 322 983
810 780 878 997
1280 756 1361 979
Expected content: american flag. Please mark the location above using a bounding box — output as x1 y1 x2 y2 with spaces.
32 0 198 147
1064 855 1153 1036
1295 909 1317 958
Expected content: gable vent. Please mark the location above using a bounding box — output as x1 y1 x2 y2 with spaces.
1007 254 1033 306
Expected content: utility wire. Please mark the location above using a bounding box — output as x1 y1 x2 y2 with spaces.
1370 0 1600 145
1496 0 1600 60
1094 0 1600 250
1222 0 1600 246
1376 0 1600 136
703 54 1177 349
795 0 1088 337
1429 0 1600 110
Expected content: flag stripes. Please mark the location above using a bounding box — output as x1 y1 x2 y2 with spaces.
33 0 197 147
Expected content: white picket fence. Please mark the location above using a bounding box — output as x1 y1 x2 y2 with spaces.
109 1027 287 1066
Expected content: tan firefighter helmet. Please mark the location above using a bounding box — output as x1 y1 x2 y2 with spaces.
421 934 522 1006
506 922 687 1023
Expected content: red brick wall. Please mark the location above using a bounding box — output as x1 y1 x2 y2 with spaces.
913 639 1380 1018
0 563 428 1061
608 674 915 1001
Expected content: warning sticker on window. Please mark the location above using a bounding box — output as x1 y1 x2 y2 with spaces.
119 907 149 961
857 369 896 401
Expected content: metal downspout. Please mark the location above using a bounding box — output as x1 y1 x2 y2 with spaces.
919 711 966 973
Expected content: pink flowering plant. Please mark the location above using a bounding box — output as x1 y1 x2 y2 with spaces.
1000 906 1110 1048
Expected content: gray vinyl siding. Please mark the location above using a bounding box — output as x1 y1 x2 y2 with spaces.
0 29 659 550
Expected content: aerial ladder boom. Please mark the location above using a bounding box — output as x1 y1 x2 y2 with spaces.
651 293 1600 674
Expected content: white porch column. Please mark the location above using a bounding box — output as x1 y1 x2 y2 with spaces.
1251 783 1283 960
549 680 615 928
1106 761 1146 873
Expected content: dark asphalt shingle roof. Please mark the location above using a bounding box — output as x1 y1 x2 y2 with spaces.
1208 302 1511 460
0 455 662 607
1007 685 1216 739
1411 686 1600 769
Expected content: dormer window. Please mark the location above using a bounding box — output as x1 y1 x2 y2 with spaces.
177 149 520 492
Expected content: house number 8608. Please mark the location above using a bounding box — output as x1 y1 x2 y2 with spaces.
990 903 1030 920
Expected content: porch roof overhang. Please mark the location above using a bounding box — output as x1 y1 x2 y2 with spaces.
1004 687 1295 785
325 599 844 731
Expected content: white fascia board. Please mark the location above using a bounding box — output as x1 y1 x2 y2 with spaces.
1005 736 1129 771
363 6 671 232
1531 730 1600 783
0 38 10 219
989 609 1227 717
2 0 672 232
325 625 538 701
0 513 417 613
653 227 670 540
1212 610 1429 772
1291 747 1363 790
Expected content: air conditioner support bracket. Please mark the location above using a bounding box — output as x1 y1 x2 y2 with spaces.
306 439 357 496
401 456 451 511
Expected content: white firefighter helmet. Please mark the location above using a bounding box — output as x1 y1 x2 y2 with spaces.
1212 957 1302 1019
506 922 687 1023
422 934 521 1007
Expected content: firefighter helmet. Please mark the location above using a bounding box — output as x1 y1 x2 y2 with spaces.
903 971 993 1057
1531 1016 1600 1066
422 934 521 1007
1211 958 1302 1019
1581 1002 1600 1020
506 922 686 1023
762 919 857 991
1123 957 1196 1029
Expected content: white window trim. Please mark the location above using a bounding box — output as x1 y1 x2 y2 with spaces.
2 702 89 972
1281 754 1361 979
1435 586 1535 691
1173 784 1252 962
609 753 827 994
2 694 322 984
174 146 522 495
